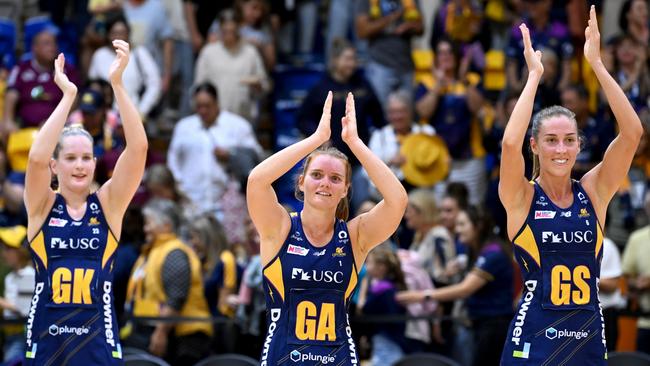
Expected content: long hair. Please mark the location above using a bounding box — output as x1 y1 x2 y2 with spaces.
368 248 407 291
530 106 578 180
295 146 351 221
462 205 510 264
186 214 229 275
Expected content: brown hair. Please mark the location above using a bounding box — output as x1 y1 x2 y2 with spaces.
368 248 407 291
328 38 355 74
530 105 579 180
295 146 351 221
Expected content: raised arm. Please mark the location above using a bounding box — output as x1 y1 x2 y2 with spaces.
344 93 408 258
98 40 148 229
24 54 77 231
498 24 543 220
581 6 643 215
248 92 333 264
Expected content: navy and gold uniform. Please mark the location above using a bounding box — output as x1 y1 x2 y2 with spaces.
25 193 123 365
501 181 607 365
261 212 359 365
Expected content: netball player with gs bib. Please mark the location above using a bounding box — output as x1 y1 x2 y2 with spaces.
247 92 407 365
499 8 642 365
23 40 147 365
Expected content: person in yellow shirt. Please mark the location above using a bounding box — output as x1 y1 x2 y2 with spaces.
125 198 212 364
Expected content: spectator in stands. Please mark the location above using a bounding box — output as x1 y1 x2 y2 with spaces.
143 164 199 220
195 9 270 123
3 27 80 135
88 14 162 118
623 190 650 354
430 0 487 76
0 138 26 227
0 226 33 364
123 0 174 94
398 206 515 366
609 34 650 116
297 38 385 211
505 0 572 92
560 85 616 179
167 82 262 238
357 248 408 366
185 213 231 282
186 0 233 50
415 37 486 204
368 90 433 192
600 235 626 351
196 213 244 354
159 0 195 117
618 0 649 48
404 189 456 287
355 0 423 108
67 88 121 159
230 218 266 358
208 0 276 71
124 199 212 364
79 1 123 79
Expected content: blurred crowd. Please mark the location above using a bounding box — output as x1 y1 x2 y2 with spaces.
0 0 649 365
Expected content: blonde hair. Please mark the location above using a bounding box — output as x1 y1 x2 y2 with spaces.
53 126 94 159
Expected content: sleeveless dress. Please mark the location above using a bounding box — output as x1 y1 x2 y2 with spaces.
501 181 607 365
261 212 360 365
25 193 123 366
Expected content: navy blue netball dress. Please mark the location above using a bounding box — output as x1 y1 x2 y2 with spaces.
25 193 123 365
261 212 360 365
501 181 607 365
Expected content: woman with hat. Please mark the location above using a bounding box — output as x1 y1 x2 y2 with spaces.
0 225 33 364
23 40 147 365
247 92 407 365
498 8 641 364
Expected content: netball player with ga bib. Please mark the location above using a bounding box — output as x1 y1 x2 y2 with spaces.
23 41 147 365
247 92 407 365
499 8 642 365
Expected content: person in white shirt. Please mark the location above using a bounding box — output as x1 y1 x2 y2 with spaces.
194 9 270 123
600 236 627 351
88 14 161 118
0 226 35 363
368 90 434 187
167 82 263 221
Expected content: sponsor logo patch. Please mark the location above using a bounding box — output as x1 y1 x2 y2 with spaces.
48 218 68 227
534 211 556 219
287 244 309 256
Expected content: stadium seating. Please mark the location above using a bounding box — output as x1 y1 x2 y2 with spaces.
123 353 171 366
193 353 258 366
607 351 650 366
395 352 462 366
0 17 16 69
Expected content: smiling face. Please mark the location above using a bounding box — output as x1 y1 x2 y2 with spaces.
454 210 476 246
51 135 95 193
439 196 460 233
531 115 580 177
299 154 350 211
